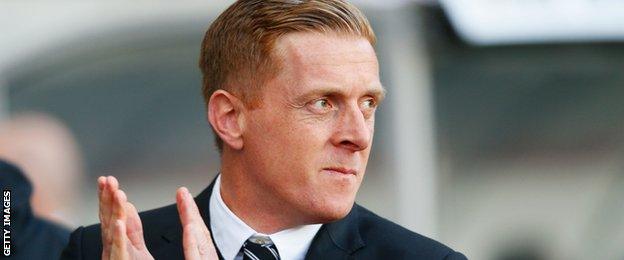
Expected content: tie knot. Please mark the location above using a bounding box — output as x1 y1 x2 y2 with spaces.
248 235 273 246
242 235 280 260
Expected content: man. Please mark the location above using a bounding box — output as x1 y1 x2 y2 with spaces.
0 159 70 259
62 0 467 259
0 113 83 226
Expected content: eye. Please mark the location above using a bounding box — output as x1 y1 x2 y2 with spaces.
361 98 377 109
313 99 331 109
307 98 334 113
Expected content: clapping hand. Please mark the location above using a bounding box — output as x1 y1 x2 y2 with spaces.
98 176 218 260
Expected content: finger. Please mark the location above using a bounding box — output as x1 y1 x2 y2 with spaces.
182 189 215 257
113 189 128 221
107 176 120 216
102 177 119 241
107 176 120 218
177 187 217 260
183 187 211 235
98 176 111 259
182 224 201 260
176 187 206 227
195 226 218 259
124 202 147 251
107 184 126 256
110 219 129 260
97 176 106 198
98 176 110 225
104 176 120 223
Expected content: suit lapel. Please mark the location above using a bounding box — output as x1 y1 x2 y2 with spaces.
305 205 365 259
150 177 225 260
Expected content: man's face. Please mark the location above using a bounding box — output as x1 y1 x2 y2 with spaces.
242 32 383 223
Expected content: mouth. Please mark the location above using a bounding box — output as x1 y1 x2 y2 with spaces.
322 167 357 176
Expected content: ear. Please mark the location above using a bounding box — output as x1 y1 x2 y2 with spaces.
207 90 245 150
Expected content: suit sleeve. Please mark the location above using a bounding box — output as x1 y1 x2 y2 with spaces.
59 226 85 260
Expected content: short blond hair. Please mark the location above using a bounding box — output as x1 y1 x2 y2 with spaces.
199 0 376 152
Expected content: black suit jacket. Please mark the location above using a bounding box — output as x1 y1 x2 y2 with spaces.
61 179 467 259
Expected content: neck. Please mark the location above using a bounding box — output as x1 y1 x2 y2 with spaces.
219 152 305 234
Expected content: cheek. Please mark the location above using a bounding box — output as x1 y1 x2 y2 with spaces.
248 111 332 170
367 115 375 133
267 112 333 149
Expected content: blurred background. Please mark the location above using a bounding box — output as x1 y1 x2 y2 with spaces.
1 0 624 259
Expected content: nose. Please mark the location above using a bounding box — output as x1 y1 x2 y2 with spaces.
331 103 372 152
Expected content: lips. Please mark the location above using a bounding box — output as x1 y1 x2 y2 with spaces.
322 167 357 176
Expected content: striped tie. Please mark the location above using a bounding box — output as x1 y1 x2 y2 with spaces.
241 235 280 260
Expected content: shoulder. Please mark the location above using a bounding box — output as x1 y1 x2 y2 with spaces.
60 203 180 260
352 204 467 259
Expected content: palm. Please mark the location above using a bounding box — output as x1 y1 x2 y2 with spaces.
107 214 153 260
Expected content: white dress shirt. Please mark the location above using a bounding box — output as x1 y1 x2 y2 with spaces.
209 175 322 260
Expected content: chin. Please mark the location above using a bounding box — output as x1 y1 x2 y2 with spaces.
309 200 355 223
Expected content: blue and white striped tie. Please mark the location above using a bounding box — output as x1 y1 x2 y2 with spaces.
241 235 280 260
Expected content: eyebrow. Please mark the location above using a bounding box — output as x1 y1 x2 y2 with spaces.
295 84 386 104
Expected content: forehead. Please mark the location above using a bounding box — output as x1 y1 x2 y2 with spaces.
271 32 381 94
276 32 377 64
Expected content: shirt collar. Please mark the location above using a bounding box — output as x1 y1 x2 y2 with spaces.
270 223 322 260
209 174 322 260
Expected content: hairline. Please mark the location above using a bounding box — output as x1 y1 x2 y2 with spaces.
229 31 376 109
